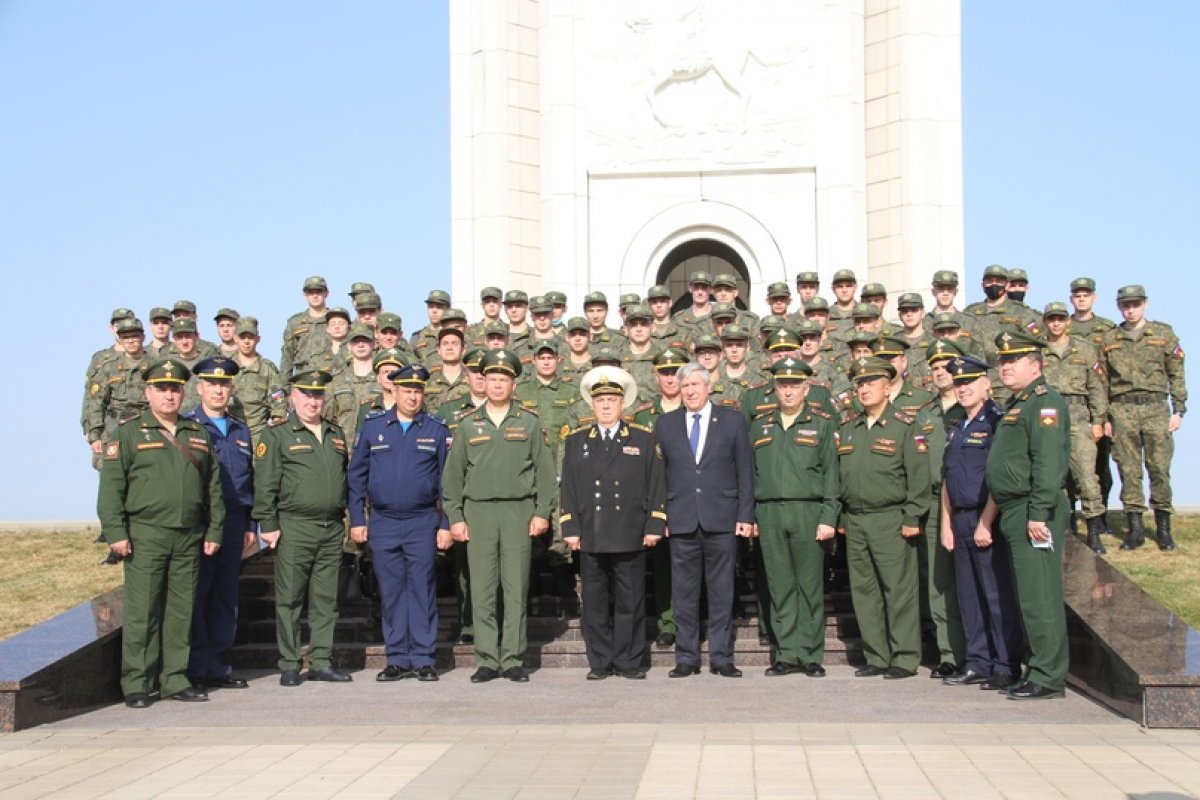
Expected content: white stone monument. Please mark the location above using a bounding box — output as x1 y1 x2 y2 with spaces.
450 0 963 317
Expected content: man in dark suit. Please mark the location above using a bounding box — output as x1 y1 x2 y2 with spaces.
560 367 667 680
654 362 755 677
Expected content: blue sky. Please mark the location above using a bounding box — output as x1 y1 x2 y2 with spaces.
1 2 1196 520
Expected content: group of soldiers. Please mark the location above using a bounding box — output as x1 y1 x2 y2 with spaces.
86 266 1185 704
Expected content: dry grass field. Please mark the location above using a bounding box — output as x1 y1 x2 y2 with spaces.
1101 513 1200 628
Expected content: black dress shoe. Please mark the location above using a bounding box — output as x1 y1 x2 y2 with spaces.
280 669 302 687
470 667 499 683
503 666 530 683
803 663 826 678
930 662 958 679
668 664 700 678
416 666 439 682
655 632 676 647
124 692 151 709
618 668 647 680
854 665 885 677
884 667 916 680
307 667 352 682
457 634 475 645
376 665 411 682
943 669 990 686
205 675 249 689
586 669 610 681
710 663 743 678
170 685 209 702
981 674 1016 691
764 661 802 677
1007 681 1065 700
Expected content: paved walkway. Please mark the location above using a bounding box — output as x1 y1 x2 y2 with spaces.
3 668 1199 798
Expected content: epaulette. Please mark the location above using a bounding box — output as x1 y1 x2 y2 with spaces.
628 422 652 433
425 413 449 428
1034 384 1047 396
810 407 831 420
518 404 540 417
892 409 915 424
118 413 139 426
428 364 444 373
364 408 387 420
267 417 288 428
842 409 863 424
566 425 591 438
634 401 654 413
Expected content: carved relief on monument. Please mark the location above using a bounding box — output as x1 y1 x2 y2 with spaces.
584 0 819 169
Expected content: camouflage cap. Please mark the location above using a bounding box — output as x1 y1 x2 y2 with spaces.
981 264 1008 280
766 281 792 299
479 286 503 301
871 335 909 358
653 347 690 372
462 348 488 371
148 306 173 322
846 331 881 348
804 297 831 313
765 329 803 352
770 356 813 380
481 349 522 377
688 271 713 286
1042 302 1070 318
1007 268 1029 283
291 370 334 393
860 282 887 299
794 271 820 285
529 295 553 314
896 293 924 310
348 322 375 341
425 289 451 306
302 276 328 292
590 346 622 366
235 318 260 336
831 269 857 284
194 356 239 381
710 302 738 321
442 307 468 323
795 320 823 338
170 318 198 335
929 312 962 332
759 315 786 333
994 330 1046 358
115 317 144 335
484 320 510 337
353 292 383 311
372 348 408 372
141 358 190 385
565 316 590 333
545 290 568 306
692 334 722 352
624 304 653 323
619 292 641 309
851 302 881 319
847 356 896 383
325 307 352 322
213 307 240 322
347 281 375 298
932 270 959 286
502 290 528 305
1070 277 1097 293
1117 284 1147 302
712 273 738 289
532 339 561 356
949 356 991 383
389 364 430 388
582 291 608 307
376 312 403 332
172 299 197 314
110 307 136 323
719 323 750 342
925 338 965 364
645 284 671 301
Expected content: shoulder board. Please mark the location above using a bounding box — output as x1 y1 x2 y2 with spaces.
424 413 449 428
892 409 914 424
1034 384 1047 395
118 414 138 426
634 401 654 412
518 405 540 417
364 408 388 420
566 425 591 438
810 408 831 420
267 418 287 428
842 410 863 423
428 364 444 373
628 422 652 433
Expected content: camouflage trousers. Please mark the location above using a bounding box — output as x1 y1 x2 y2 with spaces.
1063 400 1105 519
1109 398 1174 514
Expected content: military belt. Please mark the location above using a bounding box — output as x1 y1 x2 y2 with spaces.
1112 391 1167 405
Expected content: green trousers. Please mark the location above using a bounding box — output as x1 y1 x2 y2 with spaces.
919 491 964 665
1065 401 1105 518
756 501 825 665
465 499 533 670
1110 401 1174 513
121 524 202 698
451 540 472 637
275 516 343 671
997 497 1068 691
844 508 921 671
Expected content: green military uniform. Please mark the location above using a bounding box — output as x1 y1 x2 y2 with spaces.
84 333 148 471
750 359 840 669
1101 285 1186 549
984 332 1070 693
280 289 331 377
837 357 932 673
441 351 558 673
231 354 286 444
424 363 469 410
97 361 225 701
252 376 349 674
434 389 485 642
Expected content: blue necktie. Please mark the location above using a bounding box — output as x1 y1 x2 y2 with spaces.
690 413 701 460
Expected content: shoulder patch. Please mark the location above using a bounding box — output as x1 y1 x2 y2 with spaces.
89 383 101 396
104 441 120 460
255 441 267 458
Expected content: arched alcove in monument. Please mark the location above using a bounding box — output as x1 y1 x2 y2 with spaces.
655 239 750 315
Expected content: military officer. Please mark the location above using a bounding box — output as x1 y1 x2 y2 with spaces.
871 336 936 417
647 285 688 349
411 290 452 360
750 357 840 678
300 307 352 376
559 317 596 385
581 291 627 349
347 281 376 304
147 307 174 357
442 350 558 683
85 317 149 473
1040 302 1109 553
515 295 563 362
712 273 759 334
618 304 661 399
230 317 287 444
348 364 451 683
765 282 793 320
718 324 769 405
1005 268 1031 306
280 276 331 377
838 356 931 679
213 309 240 357
546 290 569 328
353 291 383 330
1102 285 1186 550
670 271 717 339
97 358 225 707
324 323 383 445
794 271 821 306
560 367 666 680
502 290 533 351
83 305 129 380
170 300 220 357
424 327 469 408
253 370 352 686
963 266 1042 380
167 318 205 413
466 286 504 346
185 357 256 690
828 269 860 337
1068 276 1118 534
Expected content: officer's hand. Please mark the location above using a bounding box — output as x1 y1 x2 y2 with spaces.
243 532 258 555
436 529 453 551
1103 421 1113 438
663 526 670 538
203 541 221 556
735 522 754 538
260 530 281 549
110 540 132 557
350 526 368 544
1090 423 1104 443
529 516 550 537
451 522 470 542
940 526 954 552
643 534 661 548
1027 521 1051 542
751 523 760 539
564 536 582 551
816 524 835 542
900 525 921 539
90 440 103 455
1170 413 1183 433
974 523 993 548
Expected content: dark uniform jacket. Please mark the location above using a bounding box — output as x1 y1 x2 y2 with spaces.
654 403 754 534
559 422 666 552
348 409 450 528
185 407 255 518
984 376 1069 521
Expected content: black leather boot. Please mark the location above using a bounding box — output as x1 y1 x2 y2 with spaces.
1121 513 1145 551
1154 510 1176 551
1086 516 1107 555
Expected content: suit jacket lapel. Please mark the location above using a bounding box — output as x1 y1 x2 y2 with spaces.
596 424 621 472
699 406 719 466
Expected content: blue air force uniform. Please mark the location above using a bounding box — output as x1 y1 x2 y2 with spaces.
348 406 450 671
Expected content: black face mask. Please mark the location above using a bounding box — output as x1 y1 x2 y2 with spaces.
1007 290 1026 303
983 284 1005 301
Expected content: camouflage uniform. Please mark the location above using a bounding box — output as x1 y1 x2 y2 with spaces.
231 354 286 445
280 310 330 377
84 352 148 470
324 367 382 446
1041 333 1108 525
